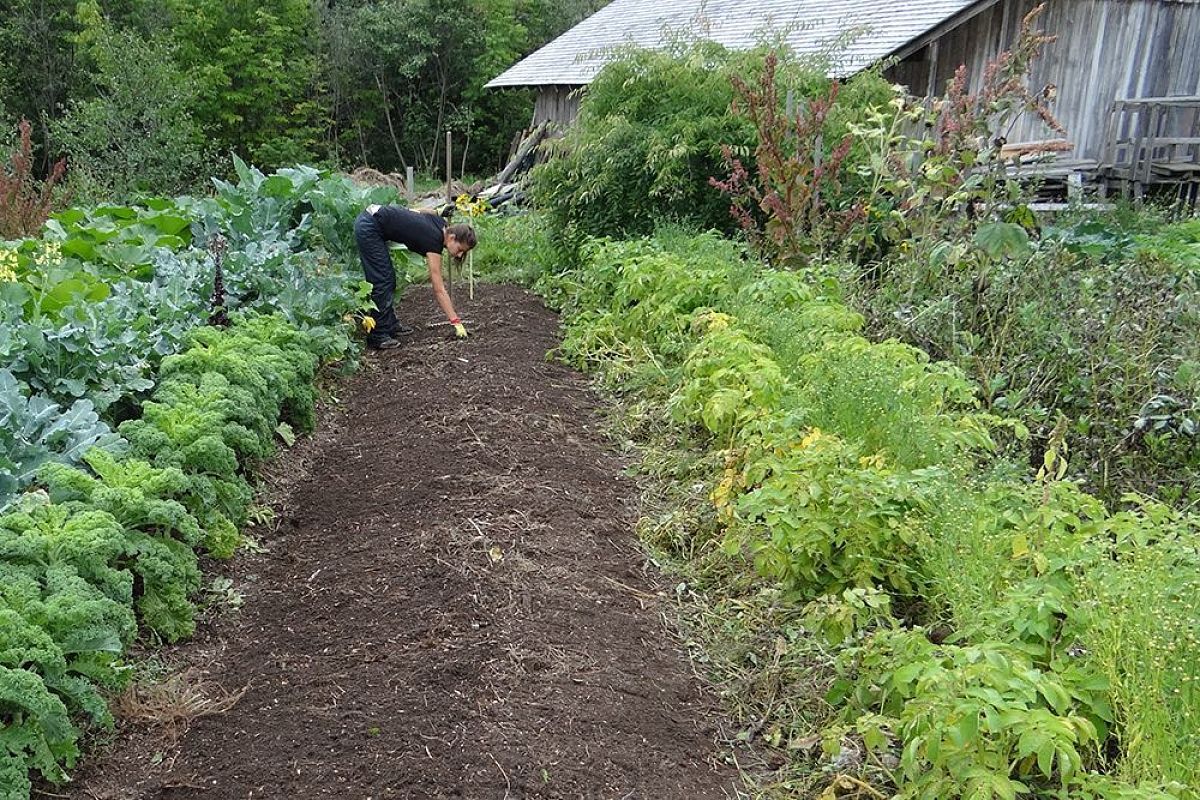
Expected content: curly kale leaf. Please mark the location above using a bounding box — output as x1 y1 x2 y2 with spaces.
0 666 79 785
0 748 32 800
0 562 133 700
123 531 201 642
39 454 203 549
165 316 318 432
154 373 273 462
201 513 240 560
0 607 66 677
0 506 131 606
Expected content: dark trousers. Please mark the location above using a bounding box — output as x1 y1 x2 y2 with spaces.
355 210 402 346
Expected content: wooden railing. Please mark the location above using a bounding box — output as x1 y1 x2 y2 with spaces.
1099 96 1200 200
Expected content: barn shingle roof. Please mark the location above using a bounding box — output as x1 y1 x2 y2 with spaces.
486 0 991 88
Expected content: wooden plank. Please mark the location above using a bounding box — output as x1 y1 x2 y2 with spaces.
925 40 940 97
1116 95 1200 105
1152 163 1200 175
887 0 1005 63
1101 100 1122 167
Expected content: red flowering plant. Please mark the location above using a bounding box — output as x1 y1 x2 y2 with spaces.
713 4 1064 270
711 54 866 271
1 119 67 239
856 4 1063 256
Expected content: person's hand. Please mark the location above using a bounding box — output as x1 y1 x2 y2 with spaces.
451 318 468 339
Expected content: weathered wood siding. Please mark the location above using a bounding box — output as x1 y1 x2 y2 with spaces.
886 0 1200 162
533 85 585 126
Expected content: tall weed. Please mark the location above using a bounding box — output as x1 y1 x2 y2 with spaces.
1 120 66 238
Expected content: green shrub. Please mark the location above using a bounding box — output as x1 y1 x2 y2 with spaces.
529 41 763 257
670 313 789 440
913 448 1200 792
546 232 749 371
851 211 1200 503
837 629 1108 800
50 26 212 202
730 429 942 599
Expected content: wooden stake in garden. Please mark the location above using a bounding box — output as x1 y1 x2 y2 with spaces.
446 129 454 301
208 234 230 328
445 130 453 206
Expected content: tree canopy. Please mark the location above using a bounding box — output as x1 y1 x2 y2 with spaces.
0 0 610 197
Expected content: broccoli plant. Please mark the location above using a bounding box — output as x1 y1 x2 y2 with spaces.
0 371 123 511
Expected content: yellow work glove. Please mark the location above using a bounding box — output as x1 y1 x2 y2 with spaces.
452 319 468 339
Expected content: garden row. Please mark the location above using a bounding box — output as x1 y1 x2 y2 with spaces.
497 27 1199 796
0 162 390 797
519 227 1198 799
1 157 390 509
1 316 323 797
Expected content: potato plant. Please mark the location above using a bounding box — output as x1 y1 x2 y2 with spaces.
545 231 1199 799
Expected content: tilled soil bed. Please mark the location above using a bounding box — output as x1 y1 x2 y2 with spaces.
63 284 736 800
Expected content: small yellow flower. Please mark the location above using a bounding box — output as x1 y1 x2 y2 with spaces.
0 248 18 282
454 193 489 218
799 428 824 449
29 241 62 269
361 316 377 333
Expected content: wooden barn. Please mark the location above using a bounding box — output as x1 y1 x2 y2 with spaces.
486 0 1200 197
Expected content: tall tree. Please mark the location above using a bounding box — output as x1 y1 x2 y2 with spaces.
161 0 327 167
51 7 211 200
322 0 477 172
0 0 79 166
320 0 611 176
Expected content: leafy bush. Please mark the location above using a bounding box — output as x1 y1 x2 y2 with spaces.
670 315 788 440
836 629 1107 800
852 211 1200 504
50 24 212 202
730 428 942 598
541 231 750 376
160 0 326 169
530 41 765 257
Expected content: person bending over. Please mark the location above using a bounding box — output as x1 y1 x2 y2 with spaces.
354 204 477 350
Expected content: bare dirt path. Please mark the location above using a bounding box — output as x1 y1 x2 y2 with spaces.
65 284 735 800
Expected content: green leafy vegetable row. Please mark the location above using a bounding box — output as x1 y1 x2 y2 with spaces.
0 314 323 799
0 158 389 508
539 231 1197 799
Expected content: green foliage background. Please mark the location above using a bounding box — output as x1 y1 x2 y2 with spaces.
0 0 610 196
529 41 895 258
